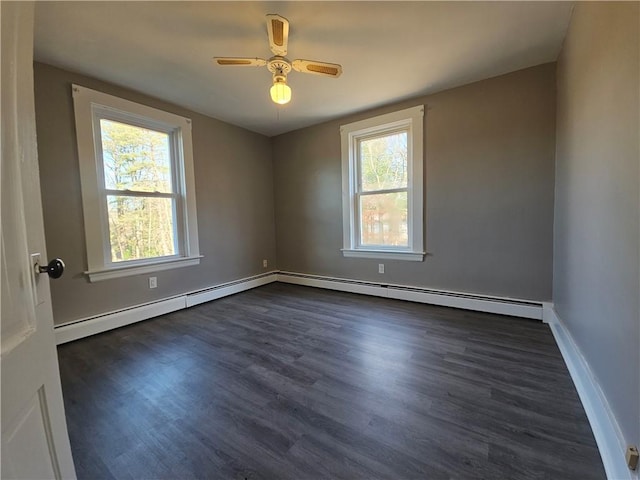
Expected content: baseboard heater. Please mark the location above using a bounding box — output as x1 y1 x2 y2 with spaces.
54 272 278 344
276 271 543 320
54 270 543 345
185 271 276 308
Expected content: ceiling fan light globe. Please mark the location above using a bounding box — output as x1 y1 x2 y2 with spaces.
270 82 291 105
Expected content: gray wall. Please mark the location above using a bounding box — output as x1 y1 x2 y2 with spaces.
554 2 639 445
273 64 556 301
34 63 277 325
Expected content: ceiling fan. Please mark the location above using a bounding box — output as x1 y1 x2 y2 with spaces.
214 14 343 105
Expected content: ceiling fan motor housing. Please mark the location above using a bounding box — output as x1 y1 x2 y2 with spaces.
267 56 292 78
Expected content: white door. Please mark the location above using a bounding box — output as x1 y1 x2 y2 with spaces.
1 2 76 479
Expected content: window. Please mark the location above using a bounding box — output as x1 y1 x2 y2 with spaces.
340 105 424 261
72 85 200 281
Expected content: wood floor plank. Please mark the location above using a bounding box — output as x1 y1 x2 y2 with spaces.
58 283 605 479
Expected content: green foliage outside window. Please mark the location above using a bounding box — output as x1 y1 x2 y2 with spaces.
100 120 176 262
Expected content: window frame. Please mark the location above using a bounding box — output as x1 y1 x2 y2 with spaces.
72 84 201 282
340 105 425 261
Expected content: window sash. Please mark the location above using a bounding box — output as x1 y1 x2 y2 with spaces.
356 189 409 248
353 128 413 251
356 187 407 196
102 193 181 267
93 114 187 267
103 189 175 198
356 127 409 194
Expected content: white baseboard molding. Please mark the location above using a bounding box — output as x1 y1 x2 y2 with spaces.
54 296 186 345
54 272 278 345
55 270 541 345
277 272 543 320
186 272 277 308
543 305 634 480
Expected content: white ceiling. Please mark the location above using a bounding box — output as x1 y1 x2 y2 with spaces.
34 1 573 137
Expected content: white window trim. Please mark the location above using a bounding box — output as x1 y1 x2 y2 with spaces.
340 105 425 262
72 85 200 282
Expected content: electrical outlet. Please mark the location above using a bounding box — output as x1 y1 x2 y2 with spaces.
378 264 385 274
149 277 157 289
263 259 268 268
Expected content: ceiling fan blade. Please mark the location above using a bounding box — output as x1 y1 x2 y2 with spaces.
292 59 343 78
213 57 267 67
266 14 289 56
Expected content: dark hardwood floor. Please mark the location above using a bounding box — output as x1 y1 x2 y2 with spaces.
57 283 605 479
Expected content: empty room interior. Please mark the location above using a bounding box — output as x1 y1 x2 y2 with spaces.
2 1 639 479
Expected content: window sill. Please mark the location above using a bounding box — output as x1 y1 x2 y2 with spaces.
85 255 203 282
341 249 425 261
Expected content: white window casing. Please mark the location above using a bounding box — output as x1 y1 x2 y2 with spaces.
72 85 201 281
340 105 425 261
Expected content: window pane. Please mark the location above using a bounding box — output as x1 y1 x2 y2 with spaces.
359 192 408 247
100 119 172 193
359 132 408 192
107 195 176 262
